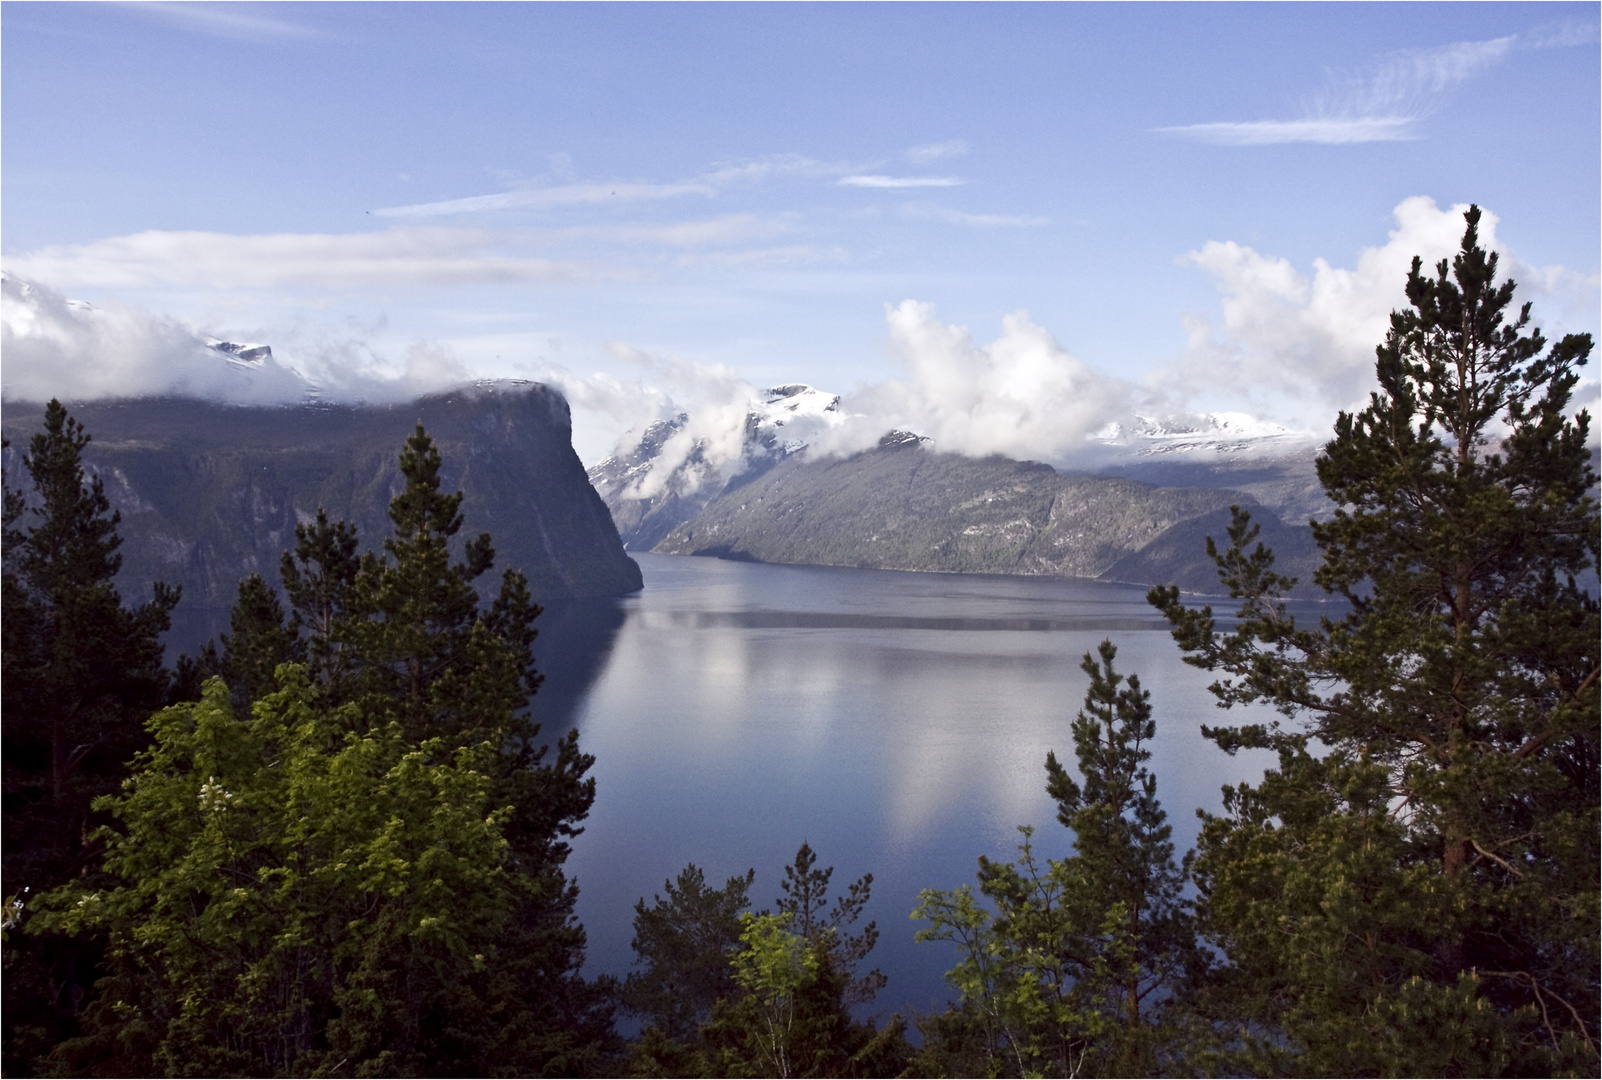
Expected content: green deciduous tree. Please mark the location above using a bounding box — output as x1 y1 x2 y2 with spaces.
695 913 910 1080
33 673 525 1075
722 913 823 1078
1150 205 1599 1075
913 640 1194 1077
30 424 611 1076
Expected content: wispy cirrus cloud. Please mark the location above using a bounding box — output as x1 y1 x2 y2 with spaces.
1522 21 1601 49
544 213 797 249
907 140 969 164
3 228 604 290
370 152 978 223
678 244 851 269
1 212 819 296
1158 32 1558 146
900 203 1049 227
126 2 323 42
374 154 860 219
1163 117 1417 146
701 153 852 186
374 181 716 219
838 175 965 189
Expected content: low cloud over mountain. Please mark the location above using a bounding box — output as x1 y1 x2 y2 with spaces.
6 198 1588 466
1 273 472 405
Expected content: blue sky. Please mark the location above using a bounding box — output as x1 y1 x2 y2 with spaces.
3 2 1598 463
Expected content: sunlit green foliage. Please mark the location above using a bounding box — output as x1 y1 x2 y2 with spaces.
27 424 611 1076
776 842 886 1008
723 913 822 1077
33 673 525 1075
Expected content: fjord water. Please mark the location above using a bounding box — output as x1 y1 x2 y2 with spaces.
553 553 1316 1020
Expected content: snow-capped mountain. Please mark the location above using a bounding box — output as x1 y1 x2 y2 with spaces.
587 384 843 549
1093 412 1316 457
750 382 842 453
588 380 1336 551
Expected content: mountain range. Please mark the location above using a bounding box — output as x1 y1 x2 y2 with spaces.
590 385 1332 596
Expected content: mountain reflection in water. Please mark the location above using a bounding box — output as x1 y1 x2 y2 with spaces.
557 553 1332 1019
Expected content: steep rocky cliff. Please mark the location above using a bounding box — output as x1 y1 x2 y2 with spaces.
2 383 643 620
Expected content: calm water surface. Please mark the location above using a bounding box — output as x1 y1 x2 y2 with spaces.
554 553 1310 1020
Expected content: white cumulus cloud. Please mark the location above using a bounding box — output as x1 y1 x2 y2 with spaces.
816 301 1132 461
1 273 308 404
560 345 771 498
1169 195 1597 419
583 302 1138 484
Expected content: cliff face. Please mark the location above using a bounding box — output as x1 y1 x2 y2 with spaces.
2 382 643 615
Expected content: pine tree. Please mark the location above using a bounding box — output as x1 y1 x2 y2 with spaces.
278 507 360 686
776 841 887 1007
332 425 545 746
914 639 1193 1077
1 401 179 1073
2 401 178 855
1041 641 1193 1065
1150 206 1599 1074
215 574 306 708
624 864 756 1043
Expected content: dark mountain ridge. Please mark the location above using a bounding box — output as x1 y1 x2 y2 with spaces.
2 383 643 628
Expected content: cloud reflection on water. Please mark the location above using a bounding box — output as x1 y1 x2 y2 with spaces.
563 553 1301 1015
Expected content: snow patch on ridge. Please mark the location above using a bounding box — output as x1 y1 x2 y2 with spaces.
1094 412 1316 457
